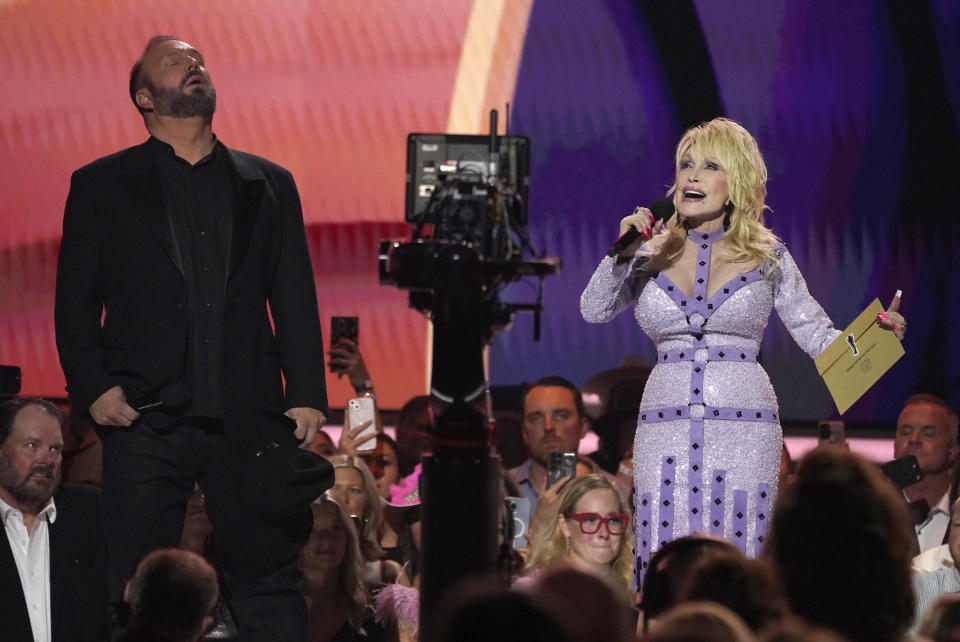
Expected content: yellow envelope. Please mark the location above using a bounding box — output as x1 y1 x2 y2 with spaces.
814 299 905 415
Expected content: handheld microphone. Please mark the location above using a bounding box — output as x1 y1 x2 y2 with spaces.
607 197 675 258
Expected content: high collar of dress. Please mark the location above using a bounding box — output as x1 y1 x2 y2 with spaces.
686 227 725 245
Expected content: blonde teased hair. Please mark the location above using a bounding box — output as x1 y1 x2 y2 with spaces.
643 117 780 272
302 495 371 630
525 474 633 592
328 454 385 562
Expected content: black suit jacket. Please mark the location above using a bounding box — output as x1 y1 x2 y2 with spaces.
54 139 328 424
0 484 108 642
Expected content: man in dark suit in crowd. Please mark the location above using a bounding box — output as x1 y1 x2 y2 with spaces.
894 393 959 554
119 548 219 642
54 35 328 640
0 398 107 642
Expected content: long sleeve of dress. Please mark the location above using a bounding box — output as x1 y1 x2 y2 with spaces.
580 255 652 323
772 248 841 359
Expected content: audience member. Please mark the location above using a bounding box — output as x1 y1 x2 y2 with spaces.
120 548 219 642
894 394 959 554
0 397 107 642
325 336 413 486
759 617 847 642
639 535 739 634
509 377 590 514
176 484 238 641
381 465 423 585
913 497 960 630
394 396 433 478
309 430 337 458
358 433 402 503
643 601 755 642
326 454 403 585
375 474 527 642
300 495 384 642
767 446 914 642
525 474 633 593
575 455 601 476
521 566 636 642
913 464 960 573
426 576 571 642
684 552 787 634
339 433 413 573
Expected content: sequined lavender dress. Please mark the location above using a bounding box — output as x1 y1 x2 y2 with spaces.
580 228 839 585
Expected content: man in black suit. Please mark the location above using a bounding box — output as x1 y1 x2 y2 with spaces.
54 35 328 640
0 397 107 642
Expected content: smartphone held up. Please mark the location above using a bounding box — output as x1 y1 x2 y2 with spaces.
347 396 377 451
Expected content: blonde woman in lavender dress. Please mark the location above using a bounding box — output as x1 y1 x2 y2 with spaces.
580 118 906 589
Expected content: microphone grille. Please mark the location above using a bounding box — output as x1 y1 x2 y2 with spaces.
650 197 675 222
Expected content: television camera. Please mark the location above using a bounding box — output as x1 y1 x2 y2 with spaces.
378 111 559 633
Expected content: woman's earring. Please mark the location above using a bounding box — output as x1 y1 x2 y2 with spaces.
723 200 734 230
565 536 571 554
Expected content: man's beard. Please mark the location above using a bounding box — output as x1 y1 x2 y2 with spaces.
146 77 216 118
0 456 59 509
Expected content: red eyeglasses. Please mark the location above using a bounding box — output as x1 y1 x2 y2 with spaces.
564 512 629 535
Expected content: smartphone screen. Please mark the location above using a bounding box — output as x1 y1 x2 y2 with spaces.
506 496 531 549
347 396 377 451
546 451 576 489
817 421 845 446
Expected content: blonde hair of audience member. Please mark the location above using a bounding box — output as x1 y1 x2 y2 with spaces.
646 601 756 642
327 454 385 561
576 455 601 476
300 495 369 634
526 474 633 591
642 117 780 274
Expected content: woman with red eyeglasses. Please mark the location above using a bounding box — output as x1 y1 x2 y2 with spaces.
524 474 634 594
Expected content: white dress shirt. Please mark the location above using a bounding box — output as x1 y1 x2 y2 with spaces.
912 564 960 632
1 495 57 642
912 491 951 554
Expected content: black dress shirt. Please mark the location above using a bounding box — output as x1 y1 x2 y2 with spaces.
148 136 236 418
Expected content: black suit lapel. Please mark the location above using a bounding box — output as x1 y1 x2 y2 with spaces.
48 510 69 641
224 149 265 281
121 167 185 276
0 522 37 640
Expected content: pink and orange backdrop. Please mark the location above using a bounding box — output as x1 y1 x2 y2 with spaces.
0 0 533 409
2 1 959 423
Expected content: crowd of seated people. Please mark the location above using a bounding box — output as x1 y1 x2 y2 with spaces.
8 332 960 642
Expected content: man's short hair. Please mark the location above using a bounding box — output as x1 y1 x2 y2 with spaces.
126 549 218 641
128 35 178 114
0 397 62 445
524 376 586 419
902 393 959 440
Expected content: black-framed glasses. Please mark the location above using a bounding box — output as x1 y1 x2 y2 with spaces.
564 512 629 535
